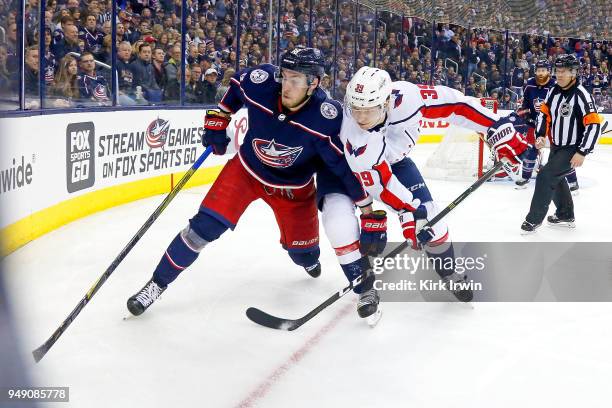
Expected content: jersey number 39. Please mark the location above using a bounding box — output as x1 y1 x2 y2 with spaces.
354 171 374 187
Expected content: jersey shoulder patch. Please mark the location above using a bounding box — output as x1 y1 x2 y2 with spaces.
320 101 339 119
250 69 269 84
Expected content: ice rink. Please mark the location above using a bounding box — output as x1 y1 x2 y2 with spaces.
4 144 612 407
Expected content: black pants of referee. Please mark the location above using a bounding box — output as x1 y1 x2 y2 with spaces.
526 145 576 224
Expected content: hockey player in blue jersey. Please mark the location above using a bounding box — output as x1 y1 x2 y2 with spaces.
517 60 579 191
126 47 383 321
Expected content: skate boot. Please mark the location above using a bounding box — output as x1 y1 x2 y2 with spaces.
568 181 579 195
304 261 321 278
127 278 166 316
357 288 382 327
514 178 529 189
442 273 473 302
520 220 541 235
547 214 575 228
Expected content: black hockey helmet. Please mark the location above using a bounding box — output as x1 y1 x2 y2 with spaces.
554 54 579 71
535 59 550 70
279 47 326 79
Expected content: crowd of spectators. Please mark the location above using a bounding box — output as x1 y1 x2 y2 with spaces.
0 0 609 111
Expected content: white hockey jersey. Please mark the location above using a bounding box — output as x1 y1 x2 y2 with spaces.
340 82 499 213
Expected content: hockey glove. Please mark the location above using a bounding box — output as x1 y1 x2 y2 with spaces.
486 115 529 165
416 226 435 247
399 211 419 250
359 210 387 256
203 110 231 155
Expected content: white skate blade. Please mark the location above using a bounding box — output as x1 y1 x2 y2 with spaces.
450 300 475 310
366 309 383 328
520 228 538 235
514 183 528 190
571 190 579 196
547 221 576 229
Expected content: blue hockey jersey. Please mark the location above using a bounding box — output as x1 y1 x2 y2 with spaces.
78 73 110 101
521 77 556 126
218 64 370 206
79 27 104 56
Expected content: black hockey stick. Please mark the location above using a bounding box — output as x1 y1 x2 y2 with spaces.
245 160 505 331
32 147 214 363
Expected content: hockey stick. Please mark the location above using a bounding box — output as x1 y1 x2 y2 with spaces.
246 160 505 331
32 146 214 363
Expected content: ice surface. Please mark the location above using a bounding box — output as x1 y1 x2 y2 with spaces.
3 145 612 407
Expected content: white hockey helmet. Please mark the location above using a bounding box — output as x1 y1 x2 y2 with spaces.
345 66 393 109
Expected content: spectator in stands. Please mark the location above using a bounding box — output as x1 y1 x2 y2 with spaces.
79 12 104 58
52 15 75 50
6 22 18 56
215 67 234 103
3 0 611 113
0 43 14 96
152 47 167 91
131 42 161 103
49 54 79 107
54 23 81 61
201 67 218 104
77 50 110 104
164 44 181 86
184 64 203 104
24 46 39 97
116 41 136 105
164 65 188 103
43 27 57 86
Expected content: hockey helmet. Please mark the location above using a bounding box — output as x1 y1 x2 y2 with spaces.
279 47 326 79
345 66 393 109
554 54 579 71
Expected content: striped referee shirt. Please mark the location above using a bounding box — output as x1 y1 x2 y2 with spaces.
535 81 602 155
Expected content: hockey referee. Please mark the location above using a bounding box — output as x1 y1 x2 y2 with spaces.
521 54 603 234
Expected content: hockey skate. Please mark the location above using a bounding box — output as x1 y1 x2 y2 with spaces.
547 215 575 228
514 178 530 189
569 181 579 196
520 220 541 235
304 261 321 278
442 273 474 302
127 279 166 316
357 288 382 327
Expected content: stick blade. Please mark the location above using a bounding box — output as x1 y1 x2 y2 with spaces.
246 307 300 331
32 344 49 363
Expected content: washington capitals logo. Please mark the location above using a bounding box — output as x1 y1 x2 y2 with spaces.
346 140 367 157
392 89 403 108
355 83 364 93
146 118 170 149
252 139 303 168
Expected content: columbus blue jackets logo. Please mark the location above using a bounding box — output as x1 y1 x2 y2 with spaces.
146 118 170 149
252 139 304 167
94 84 108 100
320 102 338 119
250 69 269 84
534 98 544 112
346 140 367 157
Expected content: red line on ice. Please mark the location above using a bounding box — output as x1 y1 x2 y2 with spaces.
235 302 354 408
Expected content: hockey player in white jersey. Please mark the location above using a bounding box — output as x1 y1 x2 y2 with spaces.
325 66 526 305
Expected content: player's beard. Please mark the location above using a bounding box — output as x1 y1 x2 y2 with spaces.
535 74 549 86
